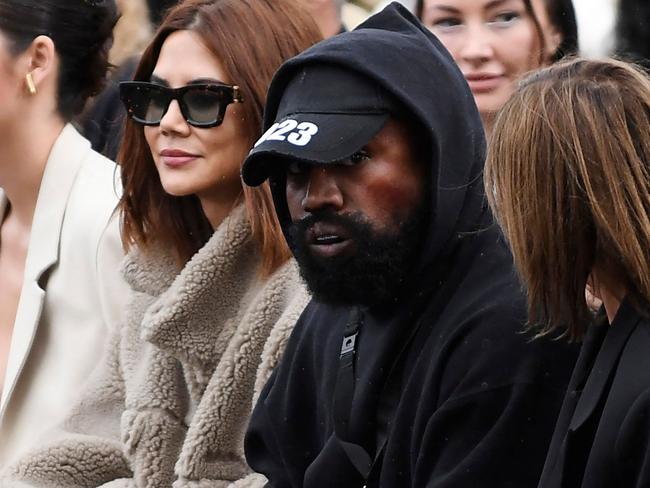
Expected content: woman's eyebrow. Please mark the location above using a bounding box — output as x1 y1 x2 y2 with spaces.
485 0 513 10
430 0 513 14
187 77 227 85
428 5 461 14
149 74 169 86
148 75 227 86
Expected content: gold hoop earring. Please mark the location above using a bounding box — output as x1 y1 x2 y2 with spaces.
25 73 36 95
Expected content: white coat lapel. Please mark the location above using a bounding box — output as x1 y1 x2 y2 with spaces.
0 125 91 416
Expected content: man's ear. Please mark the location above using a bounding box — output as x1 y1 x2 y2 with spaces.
23 35 56 91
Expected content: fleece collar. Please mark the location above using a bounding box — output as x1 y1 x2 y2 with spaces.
124 205 260 370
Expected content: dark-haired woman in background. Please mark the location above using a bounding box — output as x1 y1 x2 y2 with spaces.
485 57 650 488
0 0 129 468
80 0 175 160
417 0 578 135
3 0 321 486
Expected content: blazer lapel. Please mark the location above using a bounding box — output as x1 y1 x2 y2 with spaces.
569 299 640 432
0 124 91 417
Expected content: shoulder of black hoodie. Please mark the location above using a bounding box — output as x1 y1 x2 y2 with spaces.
245 248 579 487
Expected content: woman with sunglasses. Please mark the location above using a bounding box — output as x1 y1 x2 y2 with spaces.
0 0 129 469
417 0 578 136
2 0 321 486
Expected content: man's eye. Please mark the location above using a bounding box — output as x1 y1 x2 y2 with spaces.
287 161 307 175
343 150 371 166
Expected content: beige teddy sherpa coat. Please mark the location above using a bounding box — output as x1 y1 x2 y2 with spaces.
3 206 309 487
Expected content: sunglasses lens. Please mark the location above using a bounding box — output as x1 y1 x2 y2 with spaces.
183 88 225 125
143 92 168 123
121 84 168 124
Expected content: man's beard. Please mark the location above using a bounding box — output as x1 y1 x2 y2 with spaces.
286 205 427 309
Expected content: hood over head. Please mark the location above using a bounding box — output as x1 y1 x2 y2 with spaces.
242 8 560 477
242 2 487 281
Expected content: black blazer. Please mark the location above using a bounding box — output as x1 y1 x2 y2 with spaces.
539 299 650 488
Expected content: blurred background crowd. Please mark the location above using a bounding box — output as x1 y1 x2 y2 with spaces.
85 0 649 162
112 0 647 60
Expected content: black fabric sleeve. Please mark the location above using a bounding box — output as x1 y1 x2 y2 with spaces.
615 389 650 487
245 370 291 488
414 381 564 487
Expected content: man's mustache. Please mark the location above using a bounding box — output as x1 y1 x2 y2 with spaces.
290 211 367 237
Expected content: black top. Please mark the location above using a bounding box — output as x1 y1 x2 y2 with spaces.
244 4 579 487
539 299 650 488
246 249 579 487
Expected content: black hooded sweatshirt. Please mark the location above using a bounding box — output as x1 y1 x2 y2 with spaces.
244 4 578 487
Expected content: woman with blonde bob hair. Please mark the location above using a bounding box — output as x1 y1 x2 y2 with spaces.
485 57 650 488
3 0 321 486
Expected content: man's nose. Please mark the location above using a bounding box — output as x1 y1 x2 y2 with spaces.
301 166 344 213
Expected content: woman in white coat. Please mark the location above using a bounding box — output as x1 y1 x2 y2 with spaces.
3 1 321 486
0 0 128 468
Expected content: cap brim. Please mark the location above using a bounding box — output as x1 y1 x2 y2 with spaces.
242 112 388 186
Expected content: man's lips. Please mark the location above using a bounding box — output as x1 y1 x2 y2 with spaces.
305 222 354 258
159 148 200 167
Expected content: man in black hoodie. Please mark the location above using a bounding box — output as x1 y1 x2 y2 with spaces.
241 4 578 487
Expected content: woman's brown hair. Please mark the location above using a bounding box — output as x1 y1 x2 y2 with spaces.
485 57 650 339
118 0 321 275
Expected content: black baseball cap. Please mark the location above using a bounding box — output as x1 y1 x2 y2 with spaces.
241 64 395 187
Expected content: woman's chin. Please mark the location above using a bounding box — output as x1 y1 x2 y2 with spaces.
159 181 198 198
474 90 513 120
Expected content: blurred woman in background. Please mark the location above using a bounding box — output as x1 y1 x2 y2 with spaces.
0 0 127 469
417 0 578 135
3 0 320 486
485 57 650 488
